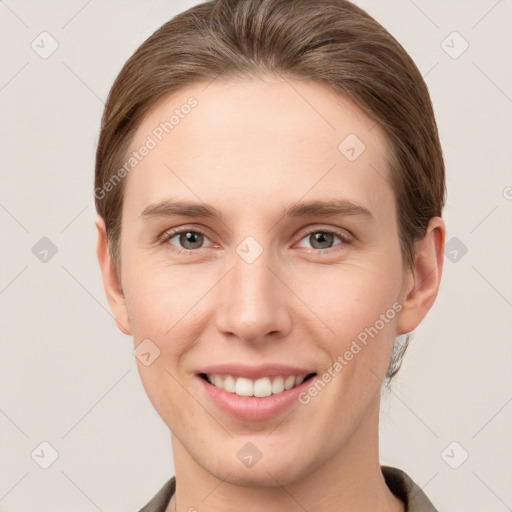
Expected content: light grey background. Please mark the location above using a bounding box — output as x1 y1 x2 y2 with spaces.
1 0 511 510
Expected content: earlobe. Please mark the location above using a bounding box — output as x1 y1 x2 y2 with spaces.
395 217 446 335
95 215 132 336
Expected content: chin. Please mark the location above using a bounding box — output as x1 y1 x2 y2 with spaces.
200 444 314 488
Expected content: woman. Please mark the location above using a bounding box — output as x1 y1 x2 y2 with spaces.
94 0 445 510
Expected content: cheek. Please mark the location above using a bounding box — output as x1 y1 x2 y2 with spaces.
123 257 194 327
301 263 402 338
300 260 403 390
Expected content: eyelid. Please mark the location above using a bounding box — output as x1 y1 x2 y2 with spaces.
159 224 354 253
158 225 215 251
294 224 353 244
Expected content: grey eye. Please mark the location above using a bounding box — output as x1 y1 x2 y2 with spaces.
168 230 207 250
297 231 343 250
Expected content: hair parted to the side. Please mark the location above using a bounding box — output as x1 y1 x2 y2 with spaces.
94 0 446 383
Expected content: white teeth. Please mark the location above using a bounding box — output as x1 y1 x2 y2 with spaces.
284 376 296 390
253 377 272 397
223 375 236 393
271 376 284 394
205 373 310 397
235 377 253 396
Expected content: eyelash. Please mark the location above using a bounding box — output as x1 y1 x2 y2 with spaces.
158 226 352 256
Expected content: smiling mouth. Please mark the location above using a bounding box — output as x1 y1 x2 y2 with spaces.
199 372 317 397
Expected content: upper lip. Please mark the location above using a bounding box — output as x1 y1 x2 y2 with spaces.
197 363 316 380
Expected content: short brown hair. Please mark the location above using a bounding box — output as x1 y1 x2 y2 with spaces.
95 0 446 382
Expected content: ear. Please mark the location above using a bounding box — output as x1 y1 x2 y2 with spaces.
395 217 446 335
95 214 132 335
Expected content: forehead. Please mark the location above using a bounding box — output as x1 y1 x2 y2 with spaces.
123 77 395 220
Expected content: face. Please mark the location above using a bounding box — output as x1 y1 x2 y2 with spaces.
103 76 420 486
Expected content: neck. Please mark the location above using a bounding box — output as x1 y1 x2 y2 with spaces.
166 394 404 512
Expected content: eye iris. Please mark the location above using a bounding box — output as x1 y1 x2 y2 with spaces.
180 231 203 249
173 231 338 250
310 231 334 249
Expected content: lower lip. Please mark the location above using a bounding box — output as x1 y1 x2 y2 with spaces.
197 375 314 421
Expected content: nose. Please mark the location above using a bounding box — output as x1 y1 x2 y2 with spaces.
215 243 292 345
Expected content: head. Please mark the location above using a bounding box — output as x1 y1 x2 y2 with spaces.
95 0 445 487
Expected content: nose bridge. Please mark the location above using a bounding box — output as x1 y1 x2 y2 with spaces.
216 237 289 342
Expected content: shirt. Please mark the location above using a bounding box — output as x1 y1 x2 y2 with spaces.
138 465 439 512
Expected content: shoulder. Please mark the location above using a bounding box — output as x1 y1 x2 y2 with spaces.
137 476 175 512
381 465 439 512
137 468 439 512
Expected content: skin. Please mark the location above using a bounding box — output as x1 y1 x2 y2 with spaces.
96 76 445 512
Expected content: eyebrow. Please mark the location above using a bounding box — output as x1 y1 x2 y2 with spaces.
140 197 373 221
